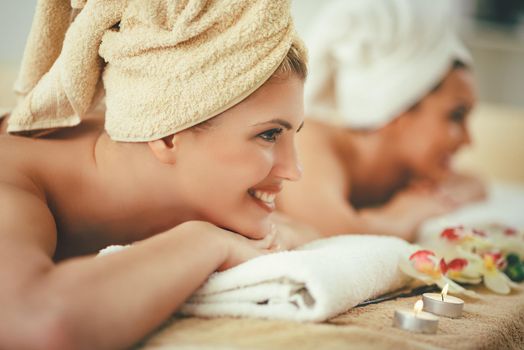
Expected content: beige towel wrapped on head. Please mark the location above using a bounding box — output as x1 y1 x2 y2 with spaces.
13 0 72 101
8 0 304 141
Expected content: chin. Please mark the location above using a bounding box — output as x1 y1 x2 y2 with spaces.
201 203 272 240
419 165 450 182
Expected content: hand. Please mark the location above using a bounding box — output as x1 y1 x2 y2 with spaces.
220 213 320 268
170 221 270 272
435 173 486 207
267 213 321 251
213 224 275 272
383 186 458 241
387 186 457 219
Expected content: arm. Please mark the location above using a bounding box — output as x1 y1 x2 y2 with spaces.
277 134 458 242
0 185 263 350
435 172 486 205
280 180 457 242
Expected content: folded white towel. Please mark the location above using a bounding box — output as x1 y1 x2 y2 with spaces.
180 235 412 322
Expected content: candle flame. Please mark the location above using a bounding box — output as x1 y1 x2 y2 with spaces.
414 300 424 315
441 283 449 301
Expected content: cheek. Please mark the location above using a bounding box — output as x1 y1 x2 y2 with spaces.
407 120 448 164
195 146 274 238
448 123 463 143
208 145 274 192
428 122 462 155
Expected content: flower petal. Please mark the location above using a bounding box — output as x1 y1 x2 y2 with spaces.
409 250 435 261
399 258 439 284
504 227 517 236
437 277 480 298
441 227 461 241
484 272 511 294
447 258 468 271
439 258 448 274
451 276 482 284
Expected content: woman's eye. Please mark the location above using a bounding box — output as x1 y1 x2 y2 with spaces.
258 128 283 143
450 107 467 123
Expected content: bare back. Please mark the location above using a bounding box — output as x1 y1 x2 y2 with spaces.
0 115 129 260
277 119 353 234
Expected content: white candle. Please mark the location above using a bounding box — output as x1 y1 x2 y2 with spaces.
393 300 439 334
422 284 464 318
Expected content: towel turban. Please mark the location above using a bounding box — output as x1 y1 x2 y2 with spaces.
8 0 305 141
304 0 471 129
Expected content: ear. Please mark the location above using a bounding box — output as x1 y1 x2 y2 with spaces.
148 135 179 165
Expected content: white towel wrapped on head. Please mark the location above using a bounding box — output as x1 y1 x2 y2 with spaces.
305 0 471 129
180 235 412 322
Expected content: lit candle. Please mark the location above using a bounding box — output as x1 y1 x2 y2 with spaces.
422 283 464 318
393 300 439 334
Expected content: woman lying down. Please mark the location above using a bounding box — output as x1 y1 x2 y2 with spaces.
0 1 318 349
278 0 486 241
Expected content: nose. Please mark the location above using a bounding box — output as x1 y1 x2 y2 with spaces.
456 122 472 148
450 122 472 150
274 141 302 182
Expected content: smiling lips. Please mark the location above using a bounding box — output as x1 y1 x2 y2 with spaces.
248 188 278 212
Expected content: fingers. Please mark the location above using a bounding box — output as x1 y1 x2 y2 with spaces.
267 242 284 253
252 223 277 249
253 223 286 253
409 179 435 191
435 178 486 207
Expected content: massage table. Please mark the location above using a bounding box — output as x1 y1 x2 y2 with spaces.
138 285 523 350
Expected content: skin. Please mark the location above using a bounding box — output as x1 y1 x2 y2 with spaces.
278 68 486 241
0 74 318 350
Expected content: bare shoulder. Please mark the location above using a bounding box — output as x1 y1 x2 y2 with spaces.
0 115 103 183
0 137 61 260
297 119 348 191
0 117 105 261
0 182 57 258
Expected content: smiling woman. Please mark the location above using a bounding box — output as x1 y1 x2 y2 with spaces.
0 1 313 349
144 73 305 241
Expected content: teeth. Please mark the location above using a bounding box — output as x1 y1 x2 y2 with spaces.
250 190 276 204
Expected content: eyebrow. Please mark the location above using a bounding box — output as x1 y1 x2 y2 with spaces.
453 102 472 111
455 96 474 106
252 118 304 132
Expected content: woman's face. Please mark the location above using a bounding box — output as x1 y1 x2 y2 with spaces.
173 75 304 239
397 68 476 181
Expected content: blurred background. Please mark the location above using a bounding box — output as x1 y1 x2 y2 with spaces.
292 0 524 109
1 0 523 182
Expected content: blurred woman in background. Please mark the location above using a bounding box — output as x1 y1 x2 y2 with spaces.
278 0 486 241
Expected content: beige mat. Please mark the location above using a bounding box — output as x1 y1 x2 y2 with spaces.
138 286 523 350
